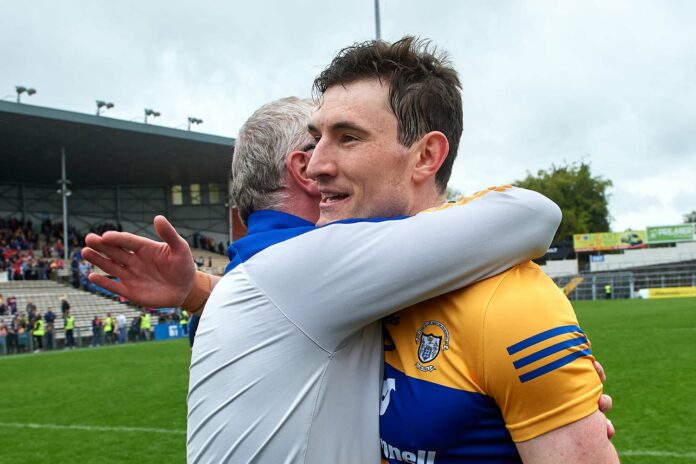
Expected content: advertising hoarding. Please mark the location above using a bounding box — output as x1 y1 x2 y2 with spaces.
646 224 695 244
573 230 647 252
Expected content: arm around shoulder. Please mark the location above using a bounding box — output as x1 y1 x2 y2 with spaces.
182 271 221 316
503 186 562 258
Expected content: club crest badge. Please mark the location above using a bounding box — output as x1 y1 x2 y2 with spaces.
418 334 441 363
415 320 449 372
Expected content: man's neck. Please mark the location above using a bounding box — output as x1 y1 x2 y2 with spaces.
280 187 321 224
408 190 448 215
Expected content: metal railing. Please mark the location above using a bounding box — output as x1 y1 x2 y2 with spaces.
0 326 159 356
557 269 696 300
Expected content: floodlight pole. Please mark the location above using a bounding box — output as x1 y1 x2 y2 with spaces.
187 117 203 131
60 146 70 262
374 0 381 40
15 85 37 103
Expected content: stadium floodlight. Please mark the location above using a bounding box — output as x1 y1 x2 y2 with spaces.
187 116 203 131
144 108 161 124
96 100 115 116
15 85 37 103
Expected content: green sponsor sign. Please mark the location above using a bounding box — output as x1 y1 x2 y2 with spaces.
646 224 695 243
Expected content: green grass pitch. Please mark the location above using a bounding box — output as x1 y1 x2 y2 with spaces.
1 297 694 463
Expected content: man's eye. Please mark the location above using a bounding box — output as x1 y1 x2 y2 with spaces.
341 134 359 143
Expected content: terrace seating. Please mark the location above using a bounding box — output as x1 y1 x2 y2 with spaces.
0 280 142 339
190 247 229 276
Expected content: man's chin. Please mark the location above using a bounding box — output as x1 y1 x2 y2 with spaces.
316 210 353 226
316 200 354 226
316 214 340 227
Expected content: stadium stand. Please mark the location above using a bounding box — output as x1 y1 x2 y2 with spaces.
190 247 229 276
588 241 696 272
539 259 579 278
0 280 141 341
554 260 696 300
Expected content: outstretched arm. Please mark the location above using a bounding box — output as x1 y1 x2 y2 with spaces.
247 186 562 350
82 216 218 313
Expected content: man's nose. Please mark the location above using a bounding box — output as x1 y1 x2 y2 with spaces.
306 139 338 180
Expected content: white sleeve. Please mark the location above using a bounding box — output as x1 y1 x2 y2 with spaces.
243 186 561 351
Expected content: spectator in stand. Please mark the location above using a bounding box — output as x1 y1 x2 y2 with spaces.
0 320 7 353
139 310 152 341
44 308 56 350
104 313 114 344
91 316 103 347
129 315 141 343
79 260 91 288
116 313 127 344
0 295 5 316
12 260 22 280
64 309 75 349
50 259 59 278
7 315 19 353
70 254 80 288
26 301 37 316
180 310 189 336
21 258 30 280
38 258 48 280
8 296 17 315
60 295 70 317
32 315 45 352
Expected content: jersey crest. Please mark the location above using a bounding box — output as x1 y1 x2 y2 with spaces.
418 334 441 363
415 320 449 372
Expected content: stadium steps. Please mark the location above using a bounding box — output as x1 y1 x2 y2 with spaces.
0 281 142 339
190 247 228 276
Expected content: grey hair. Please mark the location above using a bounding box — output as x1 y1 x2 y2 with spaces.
231 97 315 225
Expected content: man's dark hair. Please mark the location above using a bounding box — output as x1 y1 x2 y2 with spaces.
313 36 463 192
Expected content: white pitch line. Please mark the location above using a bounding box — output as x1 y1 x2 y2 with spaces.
1 425 693 459
0 422 185 435
620 450 696 459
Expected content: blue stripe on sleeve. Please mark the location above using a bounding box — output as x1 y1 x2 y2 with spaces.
512 336 589 369
518 348 592 383
507 325 584 355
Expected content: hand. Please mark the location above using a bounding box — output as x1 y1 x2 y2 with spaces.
82 216 196 308
593 360 615 440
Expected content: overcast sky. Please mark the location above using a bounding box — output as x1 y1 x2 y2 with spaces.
2 0 694 231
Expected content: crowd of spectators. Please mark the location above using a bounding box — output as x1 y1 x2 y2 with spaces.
0 216 196 354
0 297 59 353
1 218 62 281
0 217 126 282
0 291 190 355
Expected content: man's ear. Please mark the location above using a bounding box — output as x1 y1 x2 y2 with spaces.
411 131 449 185
286 150 319 196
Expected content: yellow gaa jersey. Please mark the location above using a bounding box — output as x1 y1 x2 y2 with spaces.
380 261 602 464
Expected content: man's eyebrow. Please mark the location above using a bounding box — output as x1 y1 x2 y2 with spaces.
307 121 368 135
331 121 369 134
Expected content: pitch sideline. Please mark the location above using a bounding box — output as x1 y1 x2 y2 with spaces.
0 421 185 435
1 422 695 459
619 450 696 459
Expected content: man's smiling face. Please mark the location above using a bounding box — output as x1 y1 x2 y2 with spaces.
307 79 416 226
